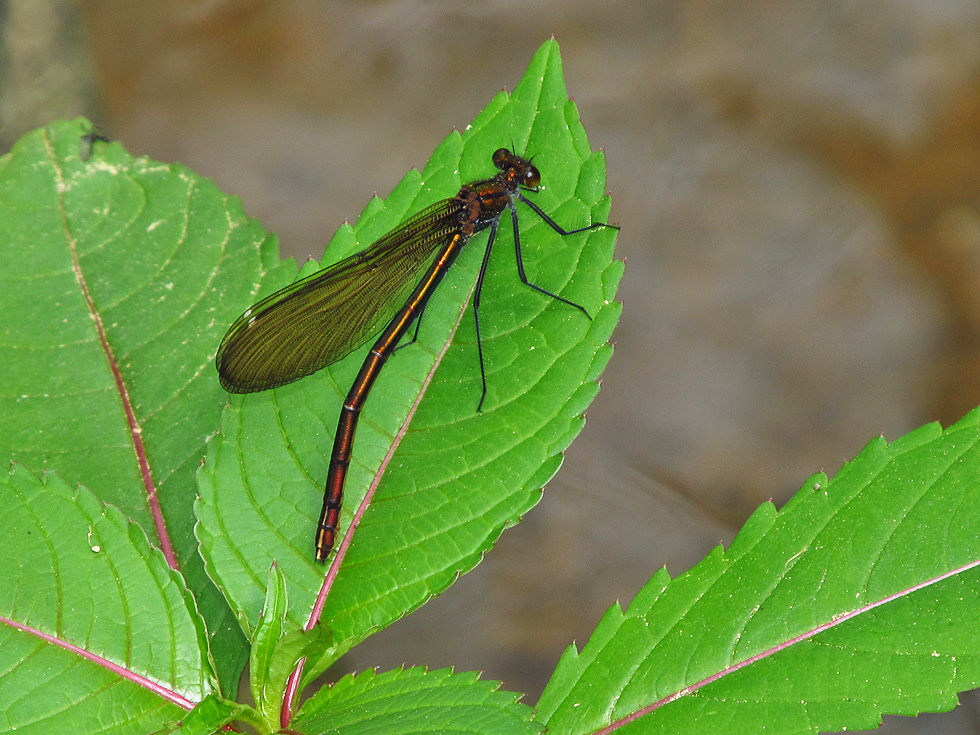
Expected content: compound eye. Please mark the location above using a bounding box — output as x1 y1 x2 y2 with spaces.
523 164 540 189
492 148 511 170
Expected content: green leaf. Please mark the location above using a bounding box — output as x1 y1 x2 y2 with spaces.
0 464 215 734
292 667 543 735
535 409 980 734
196 36 621 673
250 563 290 726
171 694 259 735
0 116 274 691
249 564 333 727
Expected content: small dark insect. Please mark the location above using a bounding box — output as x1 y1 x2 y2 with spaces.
79 126 109 161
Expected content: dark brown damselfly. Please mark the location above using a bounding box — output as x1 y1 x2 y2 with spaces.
216 148 617 562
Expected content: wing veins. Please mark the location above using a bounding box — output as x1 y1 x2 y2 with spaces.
217 198 465 392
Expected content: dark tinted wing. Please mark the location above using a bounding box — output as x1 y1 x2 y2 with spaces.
217 197 464 393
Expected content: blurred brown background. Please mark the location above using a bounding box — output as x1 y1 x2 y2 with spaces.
4 1 980 732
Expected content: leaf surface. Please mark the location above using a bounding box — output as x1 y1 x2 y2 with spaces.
293 667 542 735
0 117 280 690
536 410 980 734
0 465 215 734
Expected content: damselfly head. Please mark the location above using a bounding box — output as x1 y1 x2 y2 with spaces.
492 147 541 191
